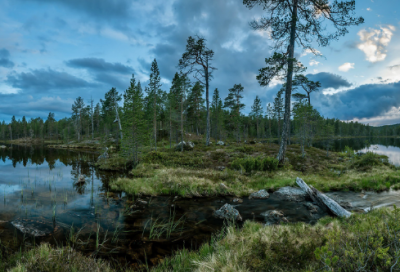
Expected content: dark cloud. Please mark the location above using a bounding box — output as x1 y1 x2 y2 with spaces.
306 72 352 90
314 81 400 120
0 49 15 68
66 58 134 74
5 68 92 92
20 0 132 19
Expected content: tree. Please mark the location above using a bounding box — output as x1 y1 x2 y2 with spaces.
46 112 55 140
224 84 245 142
211 88 223 141
148 59 162 151
273 88 284 140
244 0 364 163
122 74 146 164
178 36 216 146
187 81 205 136
72 97 85 141
250 95 263 138
293 74 321 105
266 103 273 143
101 87 122 139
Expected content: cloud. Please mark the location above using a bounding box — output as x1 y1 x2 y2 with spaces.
306 72 352 89
389 64 400 70
0 49 15 68
338 62 355 72
309 60 320 66
66 58 134 74
5 68 92 92
19 0 132 19
357 25 395 62
314 81 400 120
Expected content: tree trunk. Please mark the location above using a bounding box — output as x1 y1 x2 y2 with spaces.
296 177 351 218
153 91 157 151
181 85 184 152
205 60 210 146
278 0 298 164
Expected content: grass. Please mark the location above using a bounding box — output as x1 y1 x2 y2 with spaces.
110 145 400 197
152 207 400 272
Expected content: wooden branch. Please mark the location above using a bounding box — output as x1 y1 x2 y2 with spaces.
296 177 351 218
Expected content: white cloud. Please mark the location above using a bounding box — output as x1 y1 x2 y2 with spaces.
366 8 371 11
309 60 320 66
338 62 355 72
357 25 396 62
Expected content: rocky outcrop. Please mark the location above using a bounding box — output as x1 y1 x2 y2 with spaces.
175 141 195 151
273 186 309 202
214 203 242 221
216 141 225 146
249 189 270 199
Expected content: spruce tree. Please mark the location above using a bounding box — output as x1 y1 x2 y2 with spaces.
148 59 162 151
211 88 223 141
187 82 205 136
250 95 263 139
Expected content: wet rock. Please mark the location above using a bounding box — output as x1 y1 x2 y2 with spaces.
137 199 148 206
11 220 51 237
232 198 243 203
273 186 308 202
216 166 226 171
175 141 195 151
249 189 269 199
304 202 319 213
214 203 242 221
327 194 353 209
216 141 225 146
219 183 229 190
261 210 288 225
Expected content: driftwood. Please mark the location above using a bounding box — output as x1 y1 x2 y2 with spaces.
296 177 351 218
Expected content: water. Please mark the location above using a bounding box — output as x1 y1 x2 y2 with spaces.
0 144 328 268
1 140 400 268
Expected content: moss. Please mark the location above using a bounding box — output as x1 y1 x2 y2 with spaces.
95 154 131 171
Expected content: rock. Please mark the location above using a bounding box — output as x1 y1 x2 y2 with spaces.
273 186 308 202
232 198 243 203
11 220 52 237
304 202 319 213
261 210 288 225
219 183 228 190
216 166 226 171
175 141 195 151
327 194 353 210
97 147 109 161
0 145 6 149
249 189 269 199
216 141 225 146
137 200 148 205
214 204 242 221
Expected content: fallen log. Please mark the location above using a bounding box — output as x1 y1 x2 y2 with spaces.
296 177 351 218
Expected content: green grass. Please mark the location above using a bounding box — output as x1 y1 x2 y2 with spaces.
153 207 400 272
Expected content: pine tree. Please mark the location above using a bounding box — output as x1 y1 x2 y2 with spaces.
187 82 205 136
122 74 146 164
211 88 223 141
250 95 263 139
224 84 245 142
148 59 162 151
72 97 85 141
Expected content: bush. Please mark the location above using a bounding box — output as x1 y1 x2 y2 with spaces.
350 151 388 170
230 156 279 173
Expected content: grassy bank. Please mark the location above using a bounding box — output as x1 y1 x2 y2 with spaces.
5 208 400 272
109 142 400 197
153 207 400 272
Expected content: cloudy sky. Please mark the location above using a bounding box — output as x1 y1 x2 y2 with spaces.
0 0 399 126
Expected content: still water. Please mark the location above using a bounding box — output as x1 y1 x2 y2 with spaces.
0 139 399 268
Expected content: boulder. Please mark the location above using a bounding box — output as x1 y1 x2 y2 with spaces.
249 189 269 199
216 141 225 146
273 186 308 202
175 141 195 151
214 204 242 221
0 145 6 149
261 210 288 225
232 198 243 203
216 166 226 171
304 202 319 213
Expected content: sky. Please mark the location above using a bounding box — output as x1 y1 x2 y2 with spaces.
0 0 399 126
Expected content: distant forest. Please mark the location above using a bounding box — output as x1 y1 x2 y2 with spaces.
0 58 391 149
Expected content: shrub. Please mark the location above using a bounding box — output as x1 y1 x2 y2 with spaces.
230 156 279 173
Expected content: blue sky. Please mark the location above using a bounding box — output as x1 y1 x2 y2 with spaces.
0 0 399 126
